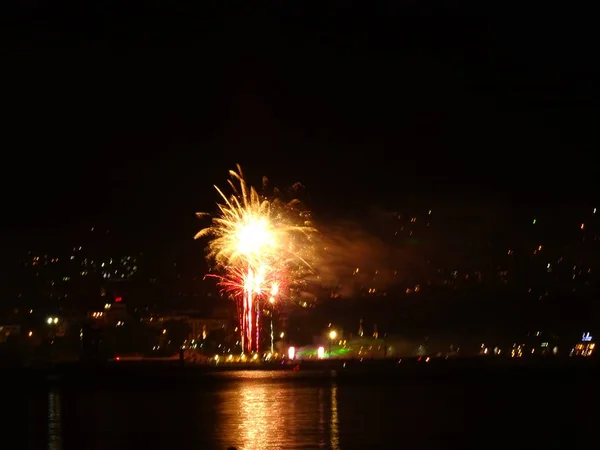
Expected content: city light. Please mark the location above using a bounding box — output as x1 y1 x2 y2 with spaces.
11 170 600 371
328 330 337 355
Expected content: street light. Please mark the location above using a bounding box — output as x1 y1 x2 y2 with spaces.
46 317 60 341
328 330 337 357
279 332 285 356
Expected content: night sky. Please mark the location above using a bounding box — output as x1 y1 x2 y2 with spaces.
2 4 598 251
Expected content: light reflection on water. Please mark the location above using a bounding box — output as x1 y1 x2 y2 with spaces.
47 388 62 450
215 371 339 449
25 369 590 449
330 383 339 450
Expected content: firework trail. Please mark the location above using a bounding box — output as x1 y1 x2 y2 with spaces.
195 165 314 353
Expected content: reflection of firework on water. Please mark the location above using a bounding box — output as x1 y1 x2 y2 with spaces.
196 165 314 353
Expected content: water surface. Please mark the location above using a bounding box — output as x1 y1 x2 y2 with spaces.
3 369 596 449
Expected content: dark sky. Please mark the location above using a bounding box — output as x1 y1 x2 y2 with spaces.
2 4 598 248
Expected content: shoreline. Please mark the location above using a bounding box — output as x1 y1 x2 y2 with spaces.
2 356 599 385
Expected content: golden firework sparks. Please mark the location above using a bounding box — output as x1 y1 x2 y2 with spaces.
196 165 315 352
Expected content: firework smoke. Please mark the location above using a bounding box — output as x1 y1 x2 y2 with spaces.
308 220 397 297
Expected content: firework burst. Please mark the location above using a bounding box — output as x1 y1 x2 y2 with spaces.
195 165 315 353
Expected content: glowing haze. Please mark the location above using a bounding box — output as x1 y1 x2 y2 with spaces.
307 220 397 296
195 165 315 353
